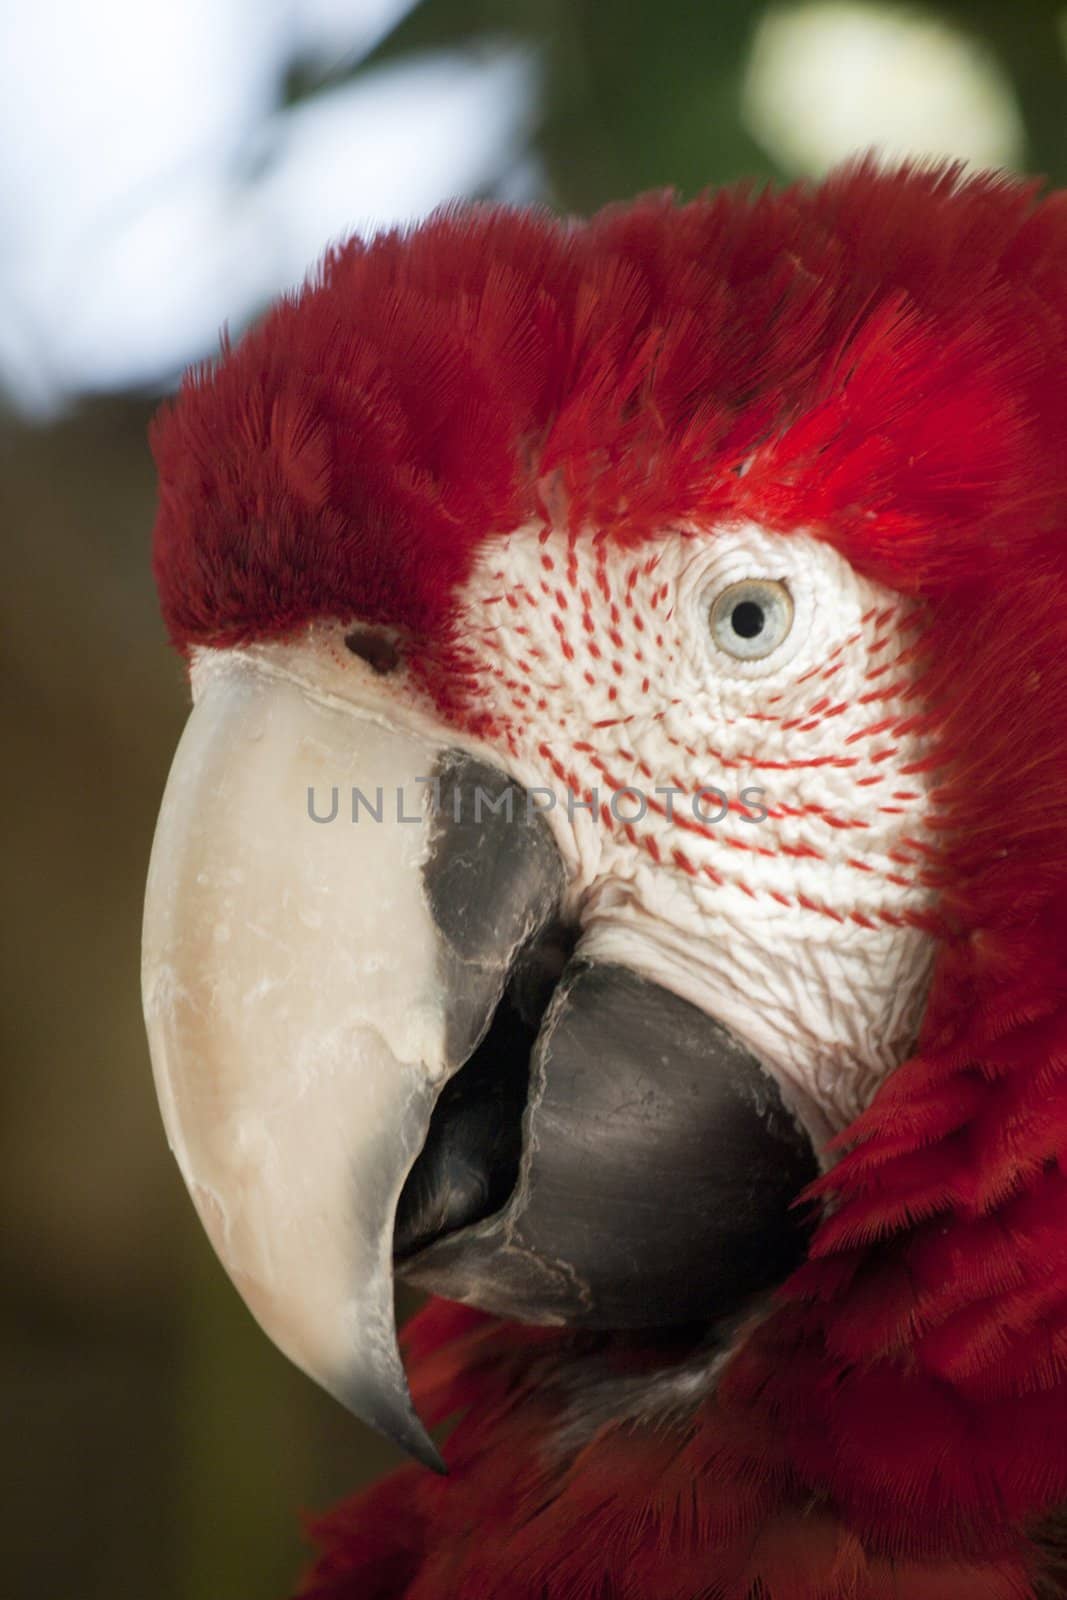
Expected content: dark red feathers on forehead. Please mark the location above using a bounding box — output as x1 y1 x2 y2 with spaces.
150 161 1067 651
149 164 1067 1558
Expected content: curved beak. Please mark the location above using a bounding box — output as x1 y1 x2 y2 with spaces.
142 651 560 1466
143 647 816 1467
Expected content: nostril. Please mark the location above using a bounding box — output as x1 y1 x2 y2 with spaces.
344 626 401 675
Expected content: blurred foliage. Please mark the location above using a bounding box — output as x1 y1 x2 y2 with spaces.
293 0 1067 201
354 0 777 201
4 3 1067 1599
938 0 1067 180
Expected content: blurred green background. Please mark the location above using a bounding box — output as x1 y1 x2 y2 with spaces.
3 1 1065 1595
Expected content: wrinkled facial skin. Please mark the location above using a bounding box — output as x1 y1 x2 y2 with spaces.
146 518 940 1466
222 523 938 1136
438 522 938 1135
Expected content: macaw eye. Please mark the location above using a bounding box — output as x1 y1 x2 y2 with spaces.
708 579 794 661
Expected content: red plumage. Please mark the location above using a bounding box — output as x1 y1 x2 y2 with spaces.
152 160 1067 649
151 162 1067 1595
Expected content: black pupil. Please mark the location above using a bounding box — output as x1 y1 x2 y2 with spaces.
730 600 765 639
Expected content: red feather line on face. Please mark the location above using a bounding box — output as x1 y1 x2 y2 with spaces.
151 161 1067 1590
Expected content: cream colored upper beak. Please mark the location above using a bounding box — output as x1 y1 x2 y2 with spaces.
142 648 454 1463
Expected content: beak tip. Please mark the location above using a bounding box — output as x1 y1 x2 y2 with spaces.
391 1409 447 1475
335 1368 447 1474
381 1415 448 1476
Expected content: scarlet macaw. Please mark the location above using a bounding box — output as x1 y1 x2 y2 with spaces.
142 162 1067 1598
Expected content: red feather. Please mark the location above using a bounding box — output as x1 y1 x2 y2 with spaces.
151 161 1067 1594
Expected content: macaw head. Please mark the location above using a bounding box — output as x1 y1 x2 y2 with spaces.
143 163 1067 1551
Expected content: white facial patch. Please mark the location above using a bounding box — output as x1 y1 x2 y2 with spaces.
454 523 939 1141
